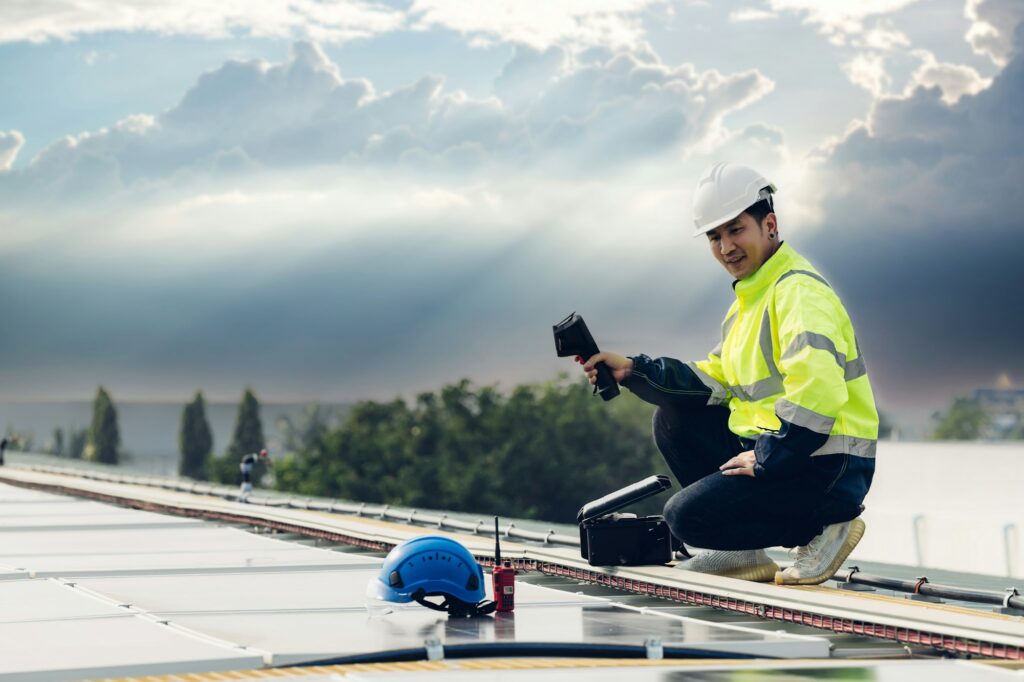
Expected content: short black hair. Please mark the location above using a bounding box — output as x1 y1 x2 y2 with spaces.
743 197 775 226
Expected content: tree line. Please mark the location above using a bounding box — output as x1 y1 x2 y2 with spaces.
175 376 667 522
6 378 669 523
270 377 667 522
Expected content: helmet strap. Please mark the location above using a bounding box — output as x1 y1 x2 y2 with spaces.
412 590 496 618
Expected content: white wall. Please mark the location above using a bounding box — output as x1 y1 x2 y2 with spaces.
857 441 1024 578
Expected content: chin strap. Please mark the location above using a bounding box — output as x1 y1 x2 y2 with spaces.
412 590 496 618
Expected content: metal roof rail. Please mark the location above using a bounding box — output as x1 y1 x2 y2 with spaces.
833 568 1024 612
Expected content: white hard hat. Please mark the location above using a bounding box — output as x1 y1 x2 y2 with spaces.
691 163 776 237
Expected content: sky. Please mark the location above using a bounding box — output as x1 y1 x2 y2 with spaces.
1 0 1022 433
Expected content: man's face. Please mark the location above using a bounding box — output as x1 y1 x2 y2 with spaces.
706 211 776 280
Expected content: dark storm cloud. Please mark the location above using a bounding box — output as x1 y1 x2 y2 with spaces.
800 23 1024 408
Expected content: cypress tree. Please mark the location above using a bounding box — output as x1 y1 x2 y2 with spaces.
52 428 64 457
224 387 267 486
179 392 213 479
88 386 120 464
228 388 265 457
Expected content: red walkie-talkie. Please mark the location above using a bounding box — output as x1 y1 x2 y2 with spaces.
492 516 515 613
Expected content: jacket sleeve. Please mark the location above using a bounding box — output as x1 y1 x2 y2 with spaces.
621 352 731 409
753 278 851 478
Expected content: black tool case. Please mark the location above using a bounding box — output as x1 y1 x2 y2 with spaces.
577 475 675 567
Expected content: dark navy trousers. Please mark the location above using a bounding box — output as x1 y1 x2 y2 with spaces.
654 405 859 550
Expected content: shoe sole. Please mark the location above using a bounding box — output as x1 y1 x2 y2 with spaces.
716 561 780 583
774 518 865 586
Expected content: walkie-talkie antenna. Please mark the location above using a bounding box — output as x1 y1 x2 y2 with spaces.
494 516 501 564
491 516 499 561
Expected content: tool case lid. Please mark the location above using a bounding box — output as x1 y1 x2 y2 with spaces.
576 474 672 524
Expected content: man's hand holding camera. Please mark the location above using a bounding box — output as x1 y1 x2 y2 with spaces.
578 352 634 385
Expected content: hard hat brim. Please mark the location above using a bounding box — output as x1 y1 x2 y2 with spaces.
691 183 777 238
692 209 743 238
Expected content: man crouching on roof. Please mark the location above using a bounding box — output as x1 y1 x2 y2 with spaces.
578 163 878 585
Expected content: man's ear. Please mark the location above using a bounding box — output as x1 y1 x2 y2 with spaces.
763 213 777 233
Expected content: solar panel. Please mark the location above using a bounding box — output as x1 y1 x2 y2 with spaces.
0 482 827 679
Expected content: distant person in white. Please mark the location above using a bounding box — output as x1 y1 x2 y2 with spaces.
239 448 271 502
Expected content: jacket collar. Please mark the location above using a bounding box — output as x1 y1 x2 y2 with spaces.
733 241 795 300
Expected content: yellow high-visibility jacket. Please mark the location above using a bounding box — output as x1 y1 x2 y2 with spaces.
625 242 878 505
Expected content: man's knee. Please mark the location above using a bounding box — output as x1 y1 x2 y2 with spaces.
663 487 714 546
662 489 687 535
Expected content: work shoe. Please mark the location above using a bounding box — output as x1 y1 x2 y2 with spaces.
675 549 779 582
775 518 866 586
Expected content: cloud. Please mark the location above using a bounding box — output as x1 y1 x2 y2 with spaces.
861 22 910 51
0 0 404 45
0 131 24 171
0 0 678 53
842 53 892 96
737 123 785 147
1 41 774 198
825 13 969 105
494 46 568 111
408 0 664 51
767 0 919 43
728 8 778 22
906 49 991 104
965 0 1024 65
799 26 1024 409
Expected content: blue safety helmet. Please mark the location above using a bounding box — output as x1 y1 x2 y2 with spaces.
367 535 495 617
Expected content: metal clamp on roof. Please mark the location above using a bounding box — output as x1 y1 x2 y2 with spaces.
836 565 875 592
907 576 943 604
424 638 444 661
